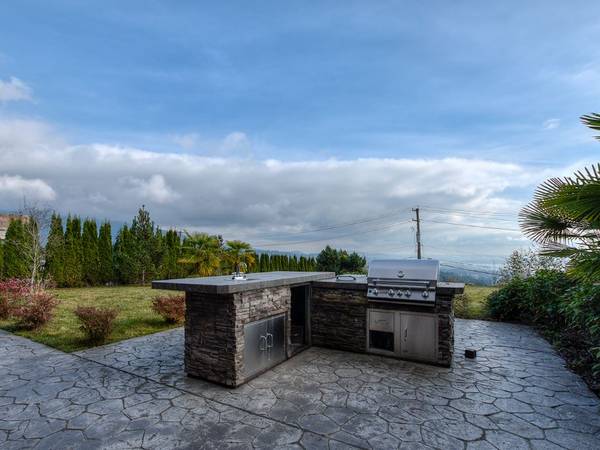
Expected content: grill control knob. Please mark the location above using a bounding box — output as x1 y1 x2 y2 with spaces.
372 288 378 296
404 290 411 297
388 289 394 297
422 291 430 298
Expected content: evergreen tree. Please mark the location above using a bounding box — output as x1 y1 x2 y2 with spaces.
98 221 114 285
114 225 138 284
316 245 340 273
0 240 3 279
63 215 83 287
160 229 181 279
81 218 99 285
3 219 28 279
45 213 65 285
130 206 157 284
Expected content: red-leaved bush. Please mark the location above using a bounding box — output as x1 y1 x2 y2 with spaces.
152 295 185 323
12 290 59 329
74 306 118 343
0 279 31 319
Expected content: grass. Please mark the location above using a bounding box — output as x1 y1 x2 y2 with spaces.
457 285 497 320
0 285 181 352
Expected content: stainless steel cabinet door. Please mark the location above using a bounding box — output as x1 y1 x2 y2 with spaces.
243 314 286 378
243 318 268 377
266 314 286 365
399 313 437 362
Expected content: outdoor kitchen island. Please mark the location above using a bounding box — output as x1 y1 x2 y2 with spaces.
152 264 464 387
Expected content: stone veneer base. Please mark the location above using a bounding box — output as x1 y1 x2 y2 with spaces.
311 286 454 367
185 286 292 387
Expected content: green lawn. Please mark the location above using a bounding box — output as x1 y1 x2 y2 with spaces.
457 285 496 320
0 285 181 352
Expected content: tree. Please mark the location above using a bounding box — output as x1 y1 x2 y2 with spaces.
224 240 255 274
81 219 99 285
498 249 564 283
340 251 367 274
63 215 83 287
17 204 52 285
316 246 341 272
45 214 65 285
160 229 182 279
0 240 3 279
114 225 138 284
98 221 113 285
130 206 157 284
520 113 600 282
179 232 223 276
3 219 28 279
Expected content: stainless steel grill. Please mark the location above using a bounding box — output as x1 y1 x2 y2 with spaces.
367 259 439 305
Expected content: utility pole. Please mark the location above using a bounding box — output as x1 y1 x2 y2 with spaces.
412 207 422 259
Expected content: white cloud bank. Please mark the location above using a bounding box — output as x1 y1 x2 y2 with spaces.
0 77 32 102
0 118 568 257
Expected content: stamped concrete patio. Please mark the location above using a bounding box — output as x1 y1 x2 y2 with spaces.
1 320 600 449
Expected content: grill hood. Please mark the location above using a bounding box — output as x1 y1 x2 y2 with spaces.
367 259 440 305
368 259 439 281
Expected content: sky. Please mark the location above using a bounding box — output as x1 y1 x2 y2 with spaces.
0 1 599 267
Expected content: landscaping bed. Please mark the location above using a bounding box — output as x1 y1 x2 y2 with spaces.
0 285 180 352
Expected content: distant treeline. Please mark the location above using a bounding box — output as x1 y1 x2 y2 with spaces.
0 207 324 287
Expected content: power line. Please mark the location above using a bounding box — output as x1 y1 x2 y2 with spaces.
423 219 521 232
254 219 413 247
440 262 501 276
420 205 518 218
420 208 517 223
258 208 412 239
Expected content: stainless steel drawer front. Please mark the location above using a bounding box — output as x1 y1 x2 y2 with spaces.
369 310 395 332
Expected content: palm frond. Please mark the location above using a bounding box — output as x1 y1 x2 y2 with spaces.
540 164 600 226
581 113 600 140
519 202 579 243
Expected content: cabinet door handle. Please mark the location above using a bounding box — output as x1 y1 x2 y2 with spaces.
404 328 407 342
266 332 273 349
259 335 267 351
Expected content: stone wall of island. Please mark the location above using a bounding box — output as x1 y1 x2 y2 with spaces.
311 281 457 367
185 286 291 387
311 286 368 353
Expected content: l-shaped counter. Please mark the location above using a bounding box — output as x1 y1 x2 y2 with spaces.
153 271 464 387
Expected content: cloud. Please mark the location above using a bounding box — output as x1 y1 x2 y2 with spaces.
0 118 561 257
121 174 180 204
0 174 56 201
172 131 251 155
543 118 560 130
172 133 199 150
0 77 32 102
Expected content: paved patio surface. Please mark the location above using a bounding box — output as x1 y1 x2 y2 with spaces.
1 320 600 449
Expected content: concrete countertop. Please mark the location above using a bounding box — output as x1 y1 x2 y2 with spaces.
312 276 465 294
152 271 336 294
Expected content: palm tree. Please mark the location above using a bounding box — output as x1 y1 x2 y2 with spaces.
519 113 600 282
224 240 256 275
178 232 223 276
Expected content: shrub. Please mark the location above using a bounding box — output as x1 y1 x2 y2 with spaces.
487 277 530 322
12 290 59 329
487 270 573 323
152 295 185 323
74 306 118 343
0 279 30 319
453 293 469 318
